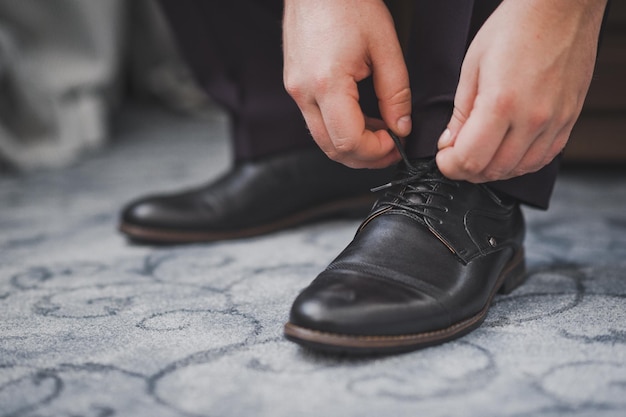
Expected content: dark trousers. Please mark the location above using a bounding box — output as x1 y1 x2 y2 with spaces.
158 0 561 208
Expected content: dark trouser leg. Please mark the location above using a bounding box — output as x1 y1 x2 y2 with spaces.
401 0 559 209
158 0 313 162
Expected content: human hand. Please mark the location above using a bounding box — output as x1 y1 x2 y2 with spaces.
436 0 608 183
282 0 412 169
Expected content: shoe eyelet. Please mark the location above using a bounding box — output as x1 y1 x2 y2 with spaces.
488 237 497 247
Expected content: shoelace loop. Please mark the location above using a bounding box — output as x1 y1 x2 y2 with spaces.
370 130 458 224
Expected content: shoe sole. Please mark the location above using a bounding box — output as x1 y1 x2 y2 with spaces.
119 194 377 244
284 248 526 355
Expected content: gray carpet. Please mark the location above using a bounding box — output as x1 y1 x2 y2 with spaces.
1 105 625 417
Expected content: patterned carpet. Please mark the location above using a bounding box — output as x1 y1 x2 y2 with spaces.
1 105 625 417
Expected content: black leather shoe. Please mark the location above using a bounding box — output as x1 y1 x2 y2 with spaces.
119 148 393 243
285 155 526 354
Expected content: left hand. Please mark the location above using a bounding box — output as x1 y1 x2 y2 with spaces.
282 0 412 169
436 0 608 183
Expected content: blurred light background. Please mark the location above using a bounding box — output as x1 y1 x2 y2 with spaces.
0 0 212 172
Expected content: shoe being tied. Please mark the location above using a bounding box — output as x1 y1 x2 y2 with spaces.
285 139 526 354
119 147 393 243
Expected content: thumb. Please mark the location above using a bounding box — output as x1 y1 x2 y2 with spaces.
438 60 478 150
438 106 468 150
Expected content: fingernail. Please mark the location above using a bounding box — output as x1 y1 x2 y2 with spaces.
438 129 452 149
397 116 412 135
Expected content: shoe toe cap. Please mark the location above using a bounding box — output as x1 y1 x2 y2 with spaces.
120 193 207 229
289 270 450 337
121 198 164 227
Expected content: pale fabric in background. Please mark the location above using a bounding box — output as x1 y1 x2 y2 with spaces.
0 0 210 171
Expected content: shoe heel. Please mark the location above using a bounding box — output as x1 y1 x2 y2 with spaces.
498 249 527 295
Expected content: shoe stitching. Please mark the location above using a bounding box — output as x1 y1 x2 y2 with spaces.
323 261 449 304
120 194 376 243
287 248 525 345
287 308 483 343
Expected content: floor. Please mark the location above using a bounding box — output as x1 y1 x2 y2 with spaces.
1 105 625 417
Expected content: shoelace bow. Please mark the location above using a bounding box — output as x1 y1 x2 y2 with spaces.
370 130 459 224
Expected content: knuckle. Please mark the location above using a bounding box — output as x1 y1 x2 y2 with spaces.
540 154 557 168
514 159 542 177
383 86 412 105
310 74 333 94
284 75 306 100
527 108 552 132
546 137 570 155
451 106 469 124
491 92 517 116
510 166 531 178
525 165 541 176
458 157 485 177
482 168 508 182
562 99 582 118
555 111 575 128
284 71 334 100
546 145 563 161
323 148 340 162
333 139 358 155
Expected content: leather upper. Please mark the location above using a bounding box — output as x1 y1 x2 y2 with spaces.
289 161 525 337
121 148 394 232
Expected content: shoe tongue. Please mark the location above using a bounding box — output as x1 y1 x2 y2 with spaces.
401 178 434 206
383 161 438 205
407 158 438 173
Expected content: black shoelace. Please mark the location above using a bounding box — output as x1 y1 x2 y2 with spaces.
370 130 458 224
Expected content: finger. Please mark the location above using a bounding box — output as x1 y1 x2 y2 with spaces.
364 116 387 132
370 26 412 137
438 108 468 151
508 121 574 177
438 57 479 150
368 129 403 168
485 112 576 180
436 98 511 182
299 100 400 169
478 124 540 180
317 88 400 168
297 100 335 156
